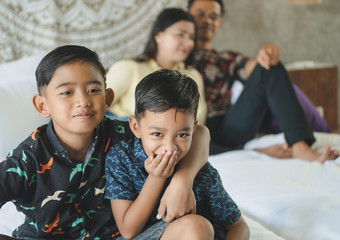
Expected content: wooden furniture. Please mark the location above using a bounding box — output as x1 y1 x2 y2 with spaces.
286 63 338 131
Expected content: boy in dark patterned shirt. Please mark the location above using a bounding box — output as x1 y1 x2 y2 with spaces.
105 69 249 240
0 46 210 239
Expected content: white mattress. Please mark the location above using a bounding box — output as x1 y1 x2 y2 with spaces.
210 132 340 240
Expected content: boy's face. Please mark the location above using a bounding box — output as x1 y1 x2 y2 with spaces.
130 108 197 161
35 62 113 140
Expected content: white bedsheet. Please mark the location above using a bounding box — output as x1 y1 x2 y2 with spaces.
210 132 340 240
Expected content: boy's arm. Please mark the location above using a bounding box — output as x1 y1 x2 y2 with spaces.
0 153 29 204
110 151 177 239
158 124 210 222
225 216 250 240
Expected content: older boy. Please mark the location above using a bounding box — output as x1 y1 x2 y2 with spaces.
0 45 209 239
105 69 249 240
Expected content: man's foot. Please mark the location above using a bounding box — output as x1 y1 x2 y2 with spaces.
255 143 293 159
292 141 339 163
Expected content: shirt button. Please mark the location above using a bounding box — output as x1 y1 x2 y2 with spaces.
61 153 66 158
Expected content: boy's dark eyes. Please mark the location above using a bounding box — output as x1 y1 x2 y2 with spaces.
60 91 71 96
59 88 101 95
177 133 190 138
88 88 101 93
152 132 162 137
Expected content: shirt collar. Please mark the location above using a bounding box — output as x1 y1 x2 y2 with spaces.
46 120 69 159
132 137 148 169
46 119 100 163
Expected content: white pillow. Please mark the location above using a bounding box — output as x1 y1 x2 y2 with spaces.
0 55 49 160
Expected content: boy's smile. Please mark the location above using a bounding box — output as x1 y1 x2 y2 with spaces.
130 109 197 162
36 62 112 143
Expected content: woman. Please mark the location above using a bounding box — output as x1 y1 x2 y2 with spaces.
106 8 207 124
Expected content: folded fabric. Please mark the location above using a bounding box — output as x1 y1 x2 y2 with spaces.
261 84 330 133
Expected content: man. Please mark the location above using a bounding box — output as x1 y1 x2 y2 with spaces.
188 0 338 162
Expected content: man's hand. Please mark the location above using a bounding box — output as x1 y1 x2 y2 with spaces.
256 43 281 70
144 150 178 178
157 174 196 222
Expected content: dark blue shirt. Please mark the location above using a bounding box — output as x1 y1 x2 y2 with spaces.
0 117 134 239
105 137 241 231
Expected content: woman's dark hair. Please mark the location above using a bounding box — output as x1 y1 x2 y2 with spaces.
135 69 200 121
135 8 197 67
35 45 106 94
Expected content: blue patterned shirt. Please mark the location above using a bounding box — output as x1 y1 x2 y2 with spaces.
105 137 241 230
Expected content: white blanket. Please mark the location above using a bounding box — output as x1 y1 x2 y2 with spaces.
210 132 340 240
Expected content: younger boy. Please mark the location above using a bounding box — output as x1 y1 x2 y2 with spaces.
0 46 209 239
105 69 250 240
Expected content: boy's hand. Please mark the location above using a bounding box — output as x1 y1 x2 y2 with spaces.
157 174 196 222
144 150 178 178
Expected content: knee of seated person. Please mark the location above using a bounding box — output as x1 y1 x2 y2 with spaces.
176 214 214 240
268 61 285 74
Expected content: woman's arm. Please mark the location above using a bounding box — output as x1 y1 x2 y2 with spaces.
158 124 210 222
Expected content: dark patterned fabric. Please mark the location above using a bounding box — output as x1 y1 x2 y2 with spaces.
105 137 241 234
192 49 248 118
0 118 134 239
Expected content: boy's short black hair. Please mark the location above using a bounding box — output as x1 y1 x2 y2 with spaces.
135 69 200 121
35 45 106 94
188 0 225 16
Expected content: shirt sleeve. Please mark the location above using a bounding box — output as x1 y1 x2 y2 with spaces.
0 148 33 206
221 50 249 82
104 143 138 201
193 162 241 226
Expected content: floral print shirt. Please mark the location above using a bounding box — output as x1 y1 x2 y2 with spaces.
193 49 249 118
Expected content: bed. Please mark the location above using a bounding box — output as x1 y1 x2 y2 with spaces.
1 56 339 239
210 133 340 240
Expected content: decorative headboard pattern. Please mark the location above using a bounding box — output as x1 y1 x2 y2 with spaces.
0 0 186 68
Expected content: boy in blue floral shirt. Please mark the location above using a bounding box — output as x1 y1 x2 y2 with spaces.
105 69 249 240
